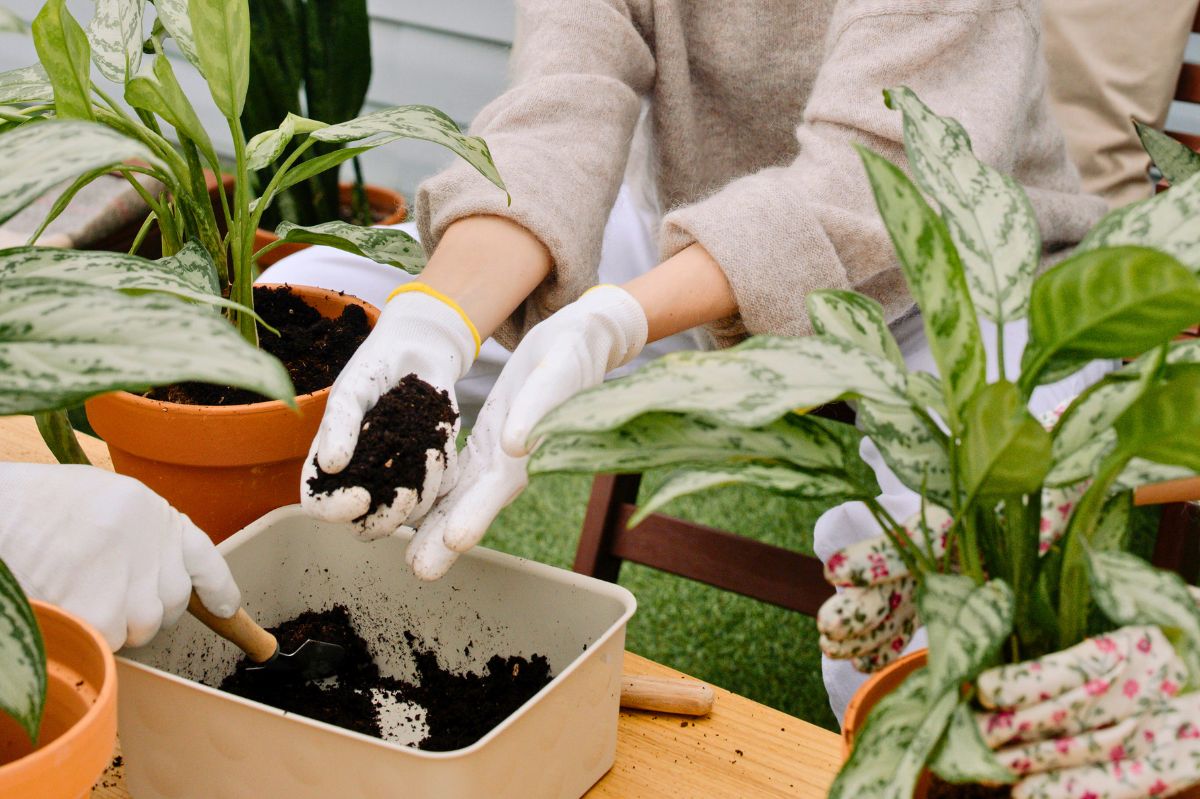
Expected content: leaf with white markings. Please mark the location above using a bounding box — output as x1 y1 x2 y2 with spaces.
886 87 1040 324
0 7 28 33
1078 169 1200 272
272 221 426 274
535 336 909 436
831 668 959 799
807 290 904 367
125 53 212 154
0 556 45 744
0 120 157 225
313 105 506 195
530 412 851 475
86 0 143 83
245 112 326 170
0 279 294 414
961 381 1051 500
919 575 1014 693
0 64 52 105
630 463 866 527
1112 458 1197 493
1087 549 1200 685
187 0 249 119
1135 120 1200 186
856 399 952 504
857 145 985 426
929 701 1015 785
32 0 94 120
152 0 201 71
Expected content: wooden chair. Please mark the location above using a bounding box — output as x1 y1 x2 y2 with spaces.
1165 6 1200 153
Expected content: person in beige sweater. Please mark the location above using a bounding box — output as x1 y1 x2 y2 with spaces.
303 1 1107 577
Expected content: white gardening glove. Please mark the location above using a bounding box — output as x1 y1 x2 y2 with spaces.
977 625 1200 799
818 504 951 672
405 285 648 580
301 285 477 539
0 463 240 651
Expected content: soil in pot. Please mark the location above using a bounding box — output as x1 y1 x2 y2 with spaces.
306 376 458 521
215 605 553 751
147 285 371 406
927 776 1011 798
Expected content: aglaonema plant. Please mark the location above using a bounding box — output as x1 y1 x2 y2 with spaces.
0 556 46 747
528 88 1200 796
0 0 505 463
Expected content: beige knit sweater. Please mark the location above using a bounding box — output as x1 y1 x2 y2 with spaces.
416 0 1109 349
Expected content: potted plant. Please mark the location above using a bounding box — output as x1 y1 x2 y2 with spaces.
530 88 1200 797
241 0 408 266
0 0 505 538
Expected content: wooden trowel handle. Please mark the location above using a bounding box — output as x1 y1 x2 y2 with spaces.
187 590 278 664
620 675 715 716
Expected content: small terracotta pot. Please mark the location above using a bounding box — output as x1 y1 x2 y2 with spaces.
842 651 932 797
86 284 380 542
254 184 408 267
0 601 117 799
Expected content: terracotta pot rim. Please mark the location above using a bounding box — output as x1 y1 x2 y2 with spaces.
842 648 928 756
0 600 116 778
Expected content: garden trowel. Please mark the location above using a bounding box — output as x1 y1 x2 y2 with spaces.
186 591 345 681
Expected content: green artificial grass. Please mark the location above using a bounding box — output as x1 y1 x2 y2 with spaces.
482 469 841 732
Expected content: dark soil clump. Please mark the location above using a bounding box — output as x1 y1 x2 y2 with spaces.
147 285 370 406
306 375 457 521
216 606 552 751
927 776 1012 799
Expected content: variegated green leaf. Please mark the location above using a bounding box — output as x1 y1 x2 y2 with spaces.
245 112 326 170
1078 169 1200 272
961 381 1051 500
630 463 865 527
1021 247 1200 391
0 64 52 105
0 556 45 744
86 0 144 83
125 52 212 153
152 0 201 71
187 0 249 119
1112 458 1197 493
530 412 851 475
1087 549 1200 685
272 221 425 274
272 144 372 194
807 290 904 368
906 371 948 419
857 145 985 425
313 105 507 194
928 701 1015 785
32 0 94 120
0 119 156 226
536 336 909 436
0 278 294 413
886 86 1040 323
0 7 28 33
831 668 958 799
919 575 1014 693
1090 491 1132 553
1135 120 1200 186
1113 364 1200 472
856 399 952 504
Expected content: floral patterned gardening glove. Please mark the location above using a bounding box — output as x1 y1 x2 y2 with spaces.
817 505 951 673
977 625 1200 799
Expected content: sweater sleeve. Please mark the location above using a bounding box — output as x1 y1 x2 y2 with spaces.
415 0 654 349
660 0 1107 347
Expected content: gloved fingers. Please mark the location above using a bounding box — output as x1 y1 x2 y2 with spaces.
156 548 192 633
123 588 166 649
435 418 461 499
437 463 529 554
405 523 462 581
819 603 915 659
314 364 381 473
180 521 241 619
1038 481 1088 555
817 577 915 641
300 438 372 522
849 614 919 674
402 445 453 527
501 348 604 458
1011 738 1200 799
823 504 951 588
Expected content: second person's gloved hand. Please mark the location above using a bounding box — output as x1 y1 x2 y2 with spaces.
406 285 648 579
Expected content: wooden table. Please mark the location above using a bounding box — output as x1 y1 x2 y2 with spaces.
0 415 843 797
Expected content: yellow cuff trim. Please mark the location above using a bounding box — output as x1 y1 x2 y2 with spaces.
386 283 482 358
582 283 619 297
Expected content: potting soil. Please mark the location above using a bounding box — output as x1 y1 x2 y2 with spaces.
306 375 458 522
147 285 371 406
927 776 1012 798
216 606 553 751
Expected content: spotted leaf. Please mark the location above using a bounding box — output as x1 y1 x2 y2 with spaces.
0 557 45 744
918 575 1014 694
272 221 425 274
85 0 144 83
0 64 51 104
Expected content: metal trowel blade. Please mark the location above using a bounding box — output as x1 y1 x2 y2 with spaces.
245 639 346 681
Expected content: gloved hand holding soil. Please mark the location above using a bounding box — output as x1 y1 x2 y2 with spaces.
303 374 459 540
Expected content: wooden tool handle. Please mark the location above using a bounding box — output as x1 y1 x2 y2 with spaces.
187 590 278 663
620 675 715 716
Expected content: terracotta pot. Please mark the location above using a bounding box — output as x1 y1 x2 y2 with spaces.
254 183 408 267
85 284 380 543
0 601 117 799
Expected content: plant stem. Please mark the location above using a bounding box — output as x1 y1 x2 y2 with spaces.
865 498 933 577
228 119 259 347
252 238 288 263
127 210 157 255
34 411 91 466
995 318 1007 383
249 137 317 235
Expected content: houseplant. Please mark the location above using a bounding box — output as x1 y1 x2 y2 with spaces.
0 0 505 536
529 88 1200 797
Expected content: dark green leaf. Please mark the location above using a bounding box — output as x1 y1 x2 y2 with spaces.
125 53 213 154
961 381 1051 499
1134 120 1200 186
